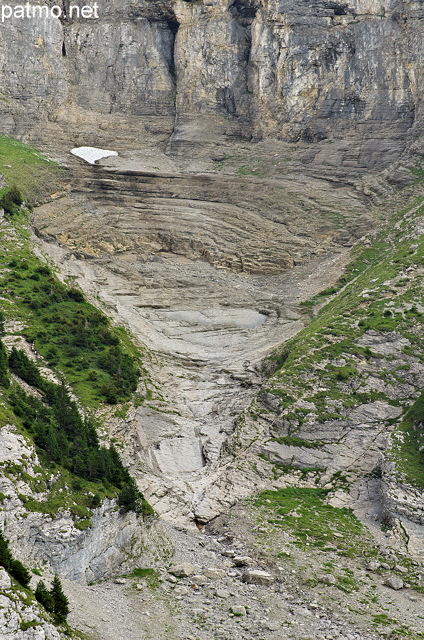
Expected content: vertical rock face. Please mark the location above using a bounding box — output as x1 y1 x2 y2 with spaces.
0 9 67 137
0 0 421 165
61 0 178 138
170 0 422 160
0 424 171 584
252 0 419 144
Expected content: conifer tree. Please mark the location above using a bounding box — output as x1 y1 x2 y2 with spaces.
35 580 54 613
0 531 13 570
50 575 69 621
0 339 9 388
0 531 31 586
1 185 23 215
9 559 31 586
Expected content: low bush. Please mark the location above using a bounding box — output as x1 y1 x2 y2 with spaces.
1 185 23 215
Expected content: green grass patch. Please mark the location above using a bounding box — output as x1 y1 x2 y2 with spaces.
271 436 325 449
20 620 41 631
0 135 66 203
254 488 373 558
17 466 114 520
237 164 262 176
127 567 159 589
373 613 398 626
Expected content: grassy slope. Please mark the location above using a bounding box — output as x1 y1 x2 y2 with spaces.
0 217 144 408
0 135 67 203
232 190 424 639
259 193 423 484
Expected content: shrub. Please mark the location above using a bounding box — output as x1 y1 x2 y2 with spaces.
1 185 23 215
0 531 31 586
90 493 101 508
0 531 13 569
0 339 9 388
67 287 84 302
8 347 45 389
118 480 142 514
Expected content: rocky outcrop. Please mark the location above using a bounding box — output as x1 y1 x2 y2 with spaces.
14 499 163 584
0 590 65 640
0 424 171 584
35 163 370 273
0 0 421 173
381 449 424 560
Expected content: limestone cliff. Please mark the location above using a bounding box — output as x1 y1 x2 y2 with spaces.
0 0 422 174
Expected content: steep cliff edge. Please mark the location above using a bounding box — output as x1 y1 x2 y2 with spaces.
0 0 422 181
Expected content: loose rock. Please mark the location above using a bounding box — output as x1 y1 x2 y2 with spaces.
170 563 196 578
233 556 254 567
243 569 274 586
231 605 247 616
384 576 404 590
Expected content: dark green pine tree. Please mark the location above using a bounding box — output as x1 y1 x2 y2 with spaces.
118 478 141 514
0 532 31 586
0 339 9 388
50 575 69 621
0 531 13 570
35 580 54 613
9 559 31 586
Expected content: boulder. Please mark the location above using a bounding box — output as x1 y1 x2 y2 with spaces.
167 574 178 583
233 556 254 567
203 567 226 579
170 563 196 578
231 605 247 616
394 565 409 574
191 574 207 586
384 576 404 590
221 549 236 558
243 569 274 586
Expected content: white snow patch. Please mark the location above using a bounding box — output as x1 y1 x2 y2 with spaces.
71 147 118 165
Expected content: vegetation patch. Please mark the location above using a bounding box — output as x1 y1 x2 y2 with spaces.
254 488 374 558
0 530 31 587
261 197 423 438
271 436 326 449
0 233 142 406
0 136 68 204
0 346 150 515
390 393 424 488
127 567 160 589
35 575 69 622
0 135 66 204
